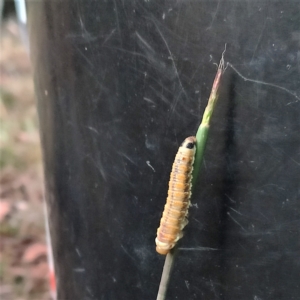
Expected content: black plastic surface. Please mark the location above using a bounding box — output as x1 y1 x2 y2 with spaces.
27 1 300 299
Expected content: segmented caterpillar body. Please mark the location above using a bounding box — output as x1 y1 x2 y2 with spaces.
155 136 196 255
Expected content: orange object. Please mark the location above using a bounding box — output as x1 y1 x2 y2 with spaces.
155 136 196 255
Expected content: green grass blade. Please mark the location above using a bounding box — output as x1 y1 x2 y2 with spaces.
192 56 225 188
192 124 209 187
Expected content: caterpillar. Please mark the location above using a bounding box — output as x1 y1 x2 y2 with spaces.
155 136 196 255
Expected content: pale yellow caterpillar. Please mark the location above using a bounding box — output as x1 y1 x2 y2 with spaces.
155 136 196 255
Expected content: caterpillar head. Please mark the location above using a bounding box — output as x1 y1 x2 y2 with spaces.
181 136 196 149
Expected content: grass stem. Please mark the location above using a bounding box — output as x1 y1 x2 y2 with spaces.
156 248 176 300
156 51 226 300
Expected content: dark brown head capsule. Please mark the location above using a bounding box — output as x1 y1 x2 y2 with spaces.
181 136 196 149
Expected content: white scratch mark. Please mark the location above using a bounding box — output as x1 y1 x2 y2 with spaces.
121 244 136 262
203 158 207 170
228 63 300 104
210 279 218 298
185 280 190 290
192 217 202 225
118 152 136 165
250 18 269 63
79 16 84 30
206 0 221 30
152 20 188 109
75 46 94 68
75 248 81 257
227 212 248 232
104 46 148 59
86 126 100 135
112 0 120 35
190 202 198 208
290 157 300 166
87 155 108 182
146 160 155 172
73 268 85 272
179 247 219 251
136 31 155 53
225 194 236 203
143 97 156 105
149 86 171 104
258 211 270 222
237 242 248 251
102 29 116 46
86 287 93 297
229 207 244 216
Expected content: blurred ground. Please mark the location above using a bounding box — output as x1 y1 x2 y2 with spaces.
0 18 51 300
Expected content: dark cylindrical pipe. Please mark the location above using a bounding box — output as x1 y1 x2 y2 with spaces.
27 1 300 299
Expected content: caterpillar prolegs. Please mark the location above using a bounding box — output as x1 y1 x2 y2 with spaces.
155 136 196 255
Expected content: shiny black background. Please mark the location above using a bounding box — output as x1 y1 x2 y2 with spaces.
28 1 300 299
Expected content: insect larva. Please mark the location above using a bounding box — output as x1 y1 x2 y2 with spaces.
155 136 196 255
